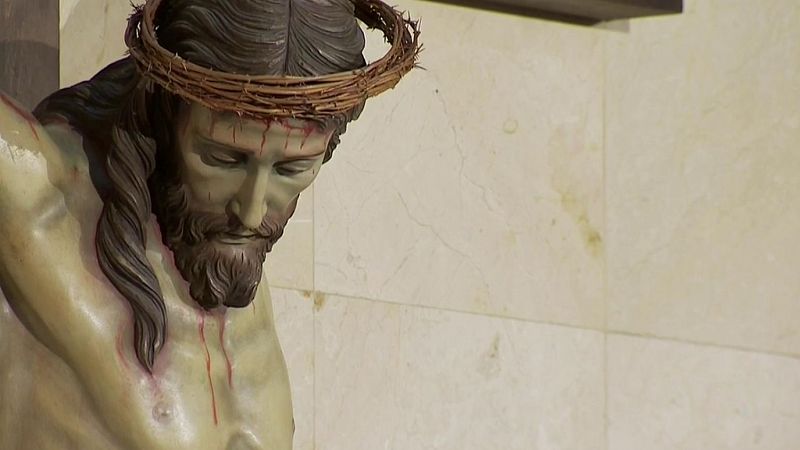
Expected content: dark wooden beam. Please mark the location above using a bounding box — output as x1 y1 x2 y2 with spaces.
523 0 682 21
0 0 59 110
428 0 682 23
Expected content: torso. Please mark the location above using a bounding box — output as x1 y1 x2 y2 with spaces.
0 106 294 450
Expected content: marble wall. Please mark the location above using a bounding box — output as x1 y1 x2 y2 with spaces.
60 0 800 448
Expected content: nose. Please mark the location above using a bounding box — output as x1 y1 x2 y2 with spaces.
230 165 270 229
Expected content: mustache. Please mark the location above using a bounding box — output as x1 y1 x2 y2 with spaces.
152 168 294 249
178 211 284 245
150 154 298 310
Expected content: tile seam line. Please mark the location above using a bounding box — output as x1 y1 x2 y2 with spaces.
311 185 316 450
608 330 800 361
601 27 609 450
312 291 317 450
278 287 800 360
281 286 606 332
57 0 61 88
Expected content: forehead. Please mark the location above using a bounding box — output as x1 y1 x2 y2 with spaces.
183 102 329 157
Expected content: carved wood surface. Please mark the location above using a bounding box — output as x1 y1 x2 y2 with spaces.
524 0 682 20
0 0 59 109
432 0 683 22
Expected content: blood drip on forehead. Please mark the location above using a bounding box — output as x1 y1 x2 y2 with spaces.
259 120 270 156
272 118 325 151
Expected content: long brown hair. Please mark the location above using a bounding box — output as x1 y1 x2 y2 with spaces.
34 0 366 372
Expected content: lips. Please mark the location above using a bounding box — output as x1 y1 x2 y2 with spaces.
216 231 258 244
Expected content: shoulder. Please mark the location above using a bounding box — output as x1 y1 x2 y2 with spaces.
0 92 48 165
0 92 89 216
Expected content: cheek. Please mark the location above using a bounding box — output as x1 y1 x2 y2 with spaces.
180 153 244 207
295 160 323 186
268 163 323 210
295 159 324 190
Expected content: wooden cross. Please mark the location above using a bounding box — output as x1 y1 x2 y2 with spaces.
0 0 59 109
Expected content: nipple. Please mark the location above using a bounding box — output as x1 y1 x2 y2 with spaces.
152 401 174 424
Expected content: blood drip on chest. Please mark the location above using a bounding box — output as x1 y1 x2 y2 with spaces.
115 326 130 372
217 316 234 388
198 314 219 426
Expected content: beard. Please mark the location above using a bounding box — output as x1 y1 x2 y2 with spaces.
150 169 297 310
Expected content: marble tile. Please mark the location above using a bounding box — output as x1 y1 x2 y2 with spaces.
267 190 314 291
315 0 605 328
314 294 605 450
608 334 800 450
60 0 131 87
606 0 800 355
270 288 315 450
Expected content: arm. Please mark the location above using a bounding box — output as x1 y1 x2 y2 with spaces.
0 93 71 214
0 93 177 449
0 91 92 355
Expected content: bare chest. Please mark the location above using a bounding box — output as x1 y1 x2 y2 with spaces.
144 298 294 447
0 128 295 449
1 281 294 450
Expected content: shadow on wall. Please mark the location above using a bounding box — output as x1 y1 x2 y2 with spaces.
0 40 59 110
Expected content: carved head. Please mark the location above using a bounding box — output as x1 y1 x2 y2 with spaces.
37 0 368 371
142 0 369 318
152 104 333 310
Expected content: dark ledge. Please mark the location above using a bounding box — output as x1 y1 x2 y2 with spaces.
426 0 683 24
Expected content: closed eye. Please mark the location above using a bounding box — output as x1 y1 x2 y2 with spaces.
275 159 317 176
202 150 247 167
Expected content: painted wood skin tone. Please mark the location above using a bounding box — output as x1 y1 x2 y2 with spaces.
0 93 329 449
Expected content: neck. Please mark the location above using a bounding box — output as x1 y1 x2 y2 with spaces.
144 216 274 322
143 216 278 382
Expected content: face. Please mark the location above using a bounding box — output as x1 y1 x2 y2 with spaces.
151 102 332 309
177 102 330 228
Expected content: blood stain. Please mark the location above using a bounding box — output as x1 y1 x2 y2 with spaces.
115 327 130 372
209 115 218 138
260 122 269 156
0 93 39 141
299 123 316 149
198 314 219 426
217 316 233 388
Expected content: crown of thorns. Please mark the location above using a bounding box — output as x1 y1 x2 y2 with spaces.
125 0 421 119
